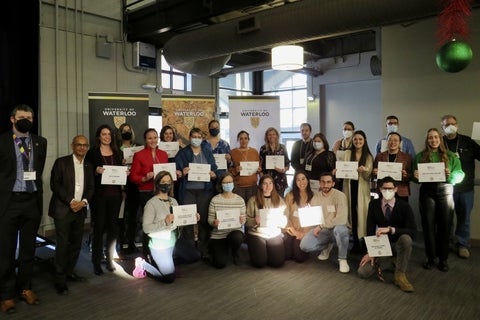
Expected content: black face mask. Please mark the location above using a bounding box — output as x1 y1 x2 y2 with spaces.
15 119 33 133
121 132 132 140
209 128 220 137
158 183 171 194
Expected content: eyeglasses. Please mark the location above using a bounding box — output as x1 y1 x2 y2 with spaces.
74 144 89 148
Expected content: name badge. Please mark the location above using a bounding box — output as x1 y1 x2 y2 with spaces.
327 205 336 213
305 164 312 171
24 171 36 181
300 158 304 165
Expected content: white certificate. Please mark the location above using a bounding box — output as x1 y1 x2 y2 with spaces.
240 161 258 176
259 208 285 228
472 122 480 140
153 163 177 181
216 208 242 230
101 165 127 185
298 206 324 227
418 162 446 182
335 161 359 180
265 155 284 170
158 141 179 158
364 234 393 257
122 146 144 165
213 154 228 170
172 204 197 227
187 163 211 182
377 161 403 181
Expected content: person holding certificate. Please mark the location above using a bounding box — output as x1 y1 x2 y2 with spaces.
283 170 317 263
357 176 417 292
175 127 218 260
300 172 350 273
413 128 464 272
129 128 169 256
133 171 200 283
441 114 480 259
117 123 140 254
259 127 290 197
373 132 412 202
338 130 373 253
207 173 246 268
86 124 124 275
160 125 182 161
230 130 261 205
331 121 355 191
245 174 286 268
302 133 336 192
202 119 231 179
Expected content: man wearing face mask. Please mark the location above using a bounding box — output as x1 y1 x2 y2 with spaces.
0 105 47 314
441 115 480 259
357 176 416 293
375 115 416 159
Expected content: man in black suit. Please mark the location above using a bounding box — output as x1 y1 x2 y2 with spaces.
357 176 416 293
49 135 94 295
0 105 47 314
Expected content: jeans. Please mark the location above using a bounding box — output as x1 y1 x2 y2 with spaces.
419 183 454 261
453 191 474 248
300 225 349 260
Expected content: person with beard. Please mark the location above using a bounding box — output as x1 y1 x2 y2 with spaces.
0 104 47 314
300 172 350 273
290 123 313 173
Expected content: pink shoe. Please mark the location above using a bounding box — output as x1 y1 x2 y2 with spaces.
133 257 146 279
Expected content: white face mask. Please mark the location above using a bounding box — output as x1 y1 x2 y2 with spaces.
386 124 398 134
443 125 457 136
343 130 353 139
190 138 202 147
313 142 324 151
381 189 395 201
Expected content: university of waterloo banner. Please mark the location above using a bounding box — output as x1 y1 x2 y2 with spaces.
88 92 149 146
161 95 216 146
228 96 280 150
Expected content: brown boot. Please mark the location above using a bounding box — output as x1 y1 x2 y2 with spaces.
394 271 414 292
1 299 15 314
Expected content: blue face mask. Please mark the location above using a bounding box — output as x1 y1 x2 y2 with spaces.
222 182 234 193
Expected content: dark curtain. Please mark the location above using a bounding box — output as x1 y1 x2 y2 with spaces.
0 2 39 134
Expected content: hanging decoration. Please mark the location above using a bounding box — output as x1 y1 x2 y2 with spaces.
435 0 473 73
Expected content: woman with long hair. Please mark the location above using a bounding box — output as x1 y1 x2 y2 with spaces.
86 124 124 275
246 174 286 268
302 132 336 192
283 170 315 263
340 130 373 252
413 128 464 272
259 127 290 197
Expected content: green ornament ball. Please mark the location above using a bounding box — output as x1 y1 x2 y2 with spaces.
436 40 473 73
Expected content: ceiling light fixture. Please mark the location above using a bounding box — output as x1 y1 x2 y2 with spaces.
271 45 304 70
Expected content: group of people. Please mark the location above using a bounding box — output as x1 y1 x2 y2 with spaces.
1 106 478 315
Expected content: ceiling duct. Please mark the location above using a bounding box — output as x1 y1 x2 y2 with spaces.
162 0 449 76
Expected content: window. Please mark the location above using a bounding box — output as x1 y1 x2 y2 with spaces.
161 55 191 91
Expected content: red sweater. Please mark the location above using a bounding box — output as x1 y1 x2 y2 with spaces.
129 147 168 191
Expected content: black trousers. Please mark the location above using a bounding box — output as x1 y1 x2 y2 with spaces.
53 212 85 285
419 183 454 262
247 233 285 268
283 233 309 263
208 231 244 269
91 194 122 265
0 193 41 299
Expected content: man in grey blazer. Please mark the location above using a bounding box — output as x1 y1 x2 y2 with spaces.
49 135 94 295
0 105 47 314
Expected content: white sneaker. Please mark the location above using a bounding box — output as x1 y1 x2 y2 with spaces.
317 243 334 261
339 259 350 273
